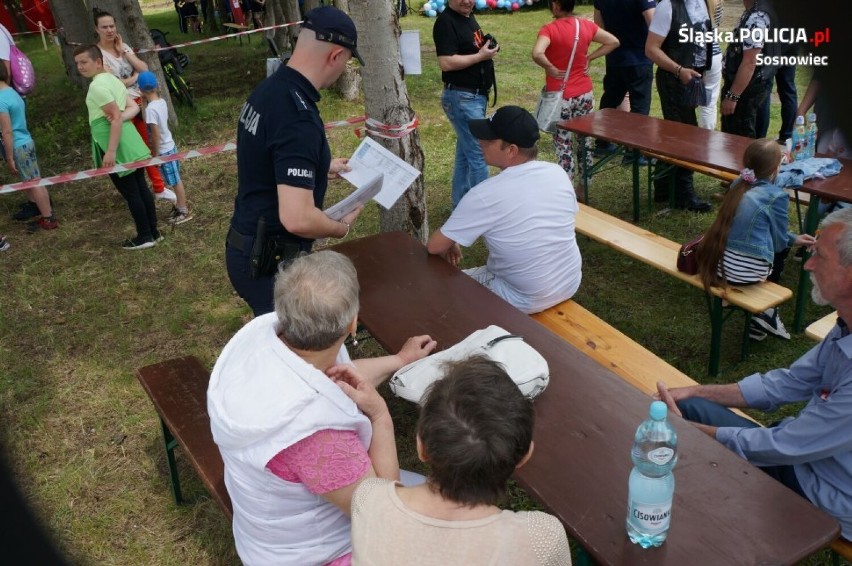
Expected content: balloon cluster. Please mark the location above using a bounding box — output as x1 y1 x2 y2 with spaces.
422 0 539 16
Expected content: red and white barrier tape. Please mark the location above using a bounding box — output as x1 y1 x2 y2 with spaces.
135 21 302 54
324 116 366 130
0 113 419 193
0 142 236 194
355 116 420 139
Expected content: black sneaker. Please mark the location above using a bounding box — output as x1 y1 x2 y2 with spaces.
675 196 712 213
13 201 39 221
121 236 156 250
593 142 617 157
622 154 649 166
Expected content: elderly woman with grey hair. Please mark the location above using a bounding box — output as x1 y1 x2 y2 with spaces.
208 250 437 566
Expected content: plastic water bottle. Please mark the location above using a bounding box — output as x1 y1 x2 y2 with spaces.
792 115 807 161
626 401 678 548
806 113 818 158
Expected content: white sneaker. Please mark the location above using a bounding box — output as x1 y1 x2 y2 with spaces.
155 188 177 203
752 309 791 340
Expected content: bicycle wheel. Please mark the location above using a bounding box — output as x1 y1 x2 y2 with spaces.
173 71 195 109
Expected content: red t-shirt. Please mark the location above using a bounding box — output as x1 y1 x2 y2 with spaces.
539 17 599 99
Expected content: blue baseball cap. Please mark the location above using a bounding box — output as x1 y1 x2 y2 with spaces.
301 6 364 66
137 71 158 91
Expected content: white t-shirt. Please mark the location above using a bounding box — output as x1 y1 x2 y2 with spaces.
648 0 710 36
143 98 175 154
649 0 710 68
0 24 12 62
100 44 142 98
439 160 583 314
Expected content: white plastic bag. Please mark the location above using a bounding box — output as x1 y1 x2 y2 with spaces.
389 325 549 404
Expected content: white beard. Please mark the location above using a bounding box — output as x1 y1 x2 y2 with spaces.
811 273 830 306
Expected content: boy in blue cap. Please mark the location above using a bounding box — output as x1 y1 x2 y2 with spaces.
137 71 192 225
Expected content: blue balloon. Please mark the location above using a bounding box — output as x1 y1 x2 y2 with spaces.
437 4 445 11
427 8 437 16
475 0 486 8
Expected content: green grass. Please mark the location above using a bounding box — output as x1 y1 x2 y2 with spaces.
0 2 839 564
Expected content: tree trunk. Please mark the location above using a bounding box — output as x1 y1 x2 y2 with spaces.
302 0 320 12
267 0 299 58
48 0 93 89
348 0 427 240
331 0 360 101
91 0 178 126
201 0 220 33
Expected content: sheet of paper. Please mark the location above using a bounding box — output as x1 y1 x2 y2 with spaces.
399 30 422 75
323 173 383 221
340 137 421 210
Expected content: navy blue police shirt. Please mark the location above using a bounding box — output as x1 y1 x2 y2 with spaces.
231 66 331 243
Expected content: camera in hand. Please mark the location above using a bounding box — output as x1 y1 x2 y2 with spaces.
483 33 498 50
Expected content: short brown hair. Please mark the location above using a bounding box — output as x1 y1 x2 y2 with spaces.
417 355 534 507
73 44 102 63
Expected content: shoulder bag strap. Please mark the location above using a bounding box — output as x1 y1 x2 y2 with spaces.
556 17 581 98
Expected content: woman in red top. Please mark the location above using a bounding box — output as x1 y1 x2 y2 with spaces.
533 0 618 180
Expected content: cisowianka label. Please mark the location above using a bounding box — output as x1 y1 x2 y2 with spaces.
647 447 674 465
630 500 672 534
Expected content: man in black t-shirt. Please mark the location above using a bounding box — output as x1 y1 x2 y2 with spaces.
226 6 365 316
433 0 499 208
594 0 656 158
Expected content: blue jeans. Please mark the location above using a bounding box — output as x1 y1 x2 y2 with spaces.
441 88 488 207
677 398 806 498
757 65 798 141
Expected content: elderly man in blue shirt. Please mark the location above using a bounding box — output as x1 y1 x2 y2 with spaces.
658 206 852 540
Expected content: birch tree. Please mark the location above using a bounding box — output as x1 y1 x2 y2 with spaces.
348 0 427 239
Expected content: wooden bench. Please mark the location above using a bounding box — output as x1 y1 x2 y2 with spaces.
136 356 232 521
575 202 793 376
532 299 758 423
831 537 852 565
806 311 838 342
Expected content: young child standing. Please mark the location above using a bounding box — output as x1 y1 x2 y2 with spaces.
696 138 815 340
348 355 572 565
0 62 56 232
136 71 192 225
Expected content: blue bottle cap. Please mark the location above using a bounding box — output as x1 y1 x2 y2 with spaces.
650 400 667 420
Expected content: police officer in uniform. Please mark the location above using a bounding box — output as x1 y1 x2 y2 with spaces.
226 6 365 316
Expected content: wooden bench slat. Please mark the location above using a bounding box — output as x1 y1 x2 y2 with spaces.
831 537 852 561
575 203 792 314
643 151 739 182
136 356 232 520
806 311 838 342
532 300 757 424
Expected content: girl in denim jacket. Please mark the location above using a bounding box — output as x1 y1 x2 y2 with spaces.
697 139 815 340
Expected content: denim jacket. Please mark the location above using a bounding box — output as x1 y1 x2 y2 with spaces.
726 179 796 264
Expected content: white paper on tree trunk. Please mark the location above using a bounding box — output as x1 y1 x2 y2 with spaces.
399 30 421 75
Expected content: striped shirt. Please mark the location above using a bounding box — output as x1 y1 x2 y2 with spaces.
718 248 771 284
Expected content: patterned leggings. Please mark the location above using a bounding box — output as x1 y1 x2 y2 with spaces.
553 90 594 181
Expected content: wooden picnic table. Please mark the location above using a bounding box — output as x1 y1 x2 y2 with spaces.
333 231 839 566
557 108 753 220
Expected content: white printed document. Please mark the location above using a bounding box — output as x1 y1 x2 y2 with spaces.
339 137 420 209
324 173 383 221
